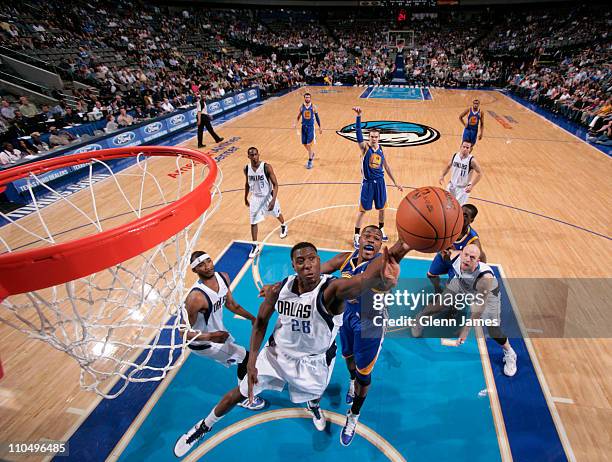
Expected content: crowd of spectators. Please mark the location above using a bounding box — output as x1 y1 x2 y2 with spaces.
0 0 610 161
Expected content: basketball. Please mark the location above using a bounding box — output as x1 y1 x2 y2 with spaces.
396 187 463 253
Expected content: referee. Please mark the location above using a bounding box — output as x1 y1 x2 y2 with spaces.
197 93 223 148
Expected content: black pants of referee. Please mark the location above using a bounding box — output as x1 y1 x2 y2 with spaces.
197 114 222 146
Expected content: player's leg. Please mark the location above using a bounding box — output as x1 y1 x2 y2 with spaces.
197 119 205 147
374 181 388 241
271 199 288 238
174 386 244 457
340 332 383 446
355 182 373 248
249 199 263 257
484 299 517 376
339 312 357 404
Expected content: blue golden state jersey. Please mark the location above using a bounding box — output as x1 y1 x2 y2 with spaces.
300 104 315 128
362 145 385 181
452 225 479 250
339 251 381 317
467 108 481 130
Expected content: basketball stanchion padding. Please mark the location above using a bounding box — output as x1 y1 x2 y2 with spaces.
0 146 221 398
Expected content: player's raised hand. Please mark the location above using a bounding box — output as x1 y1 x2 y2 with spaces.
247 364 259 404
380 241 410 288
352 107 362 115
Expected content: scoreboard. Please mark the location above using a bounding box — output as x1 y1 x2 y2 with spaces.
359 1 457 6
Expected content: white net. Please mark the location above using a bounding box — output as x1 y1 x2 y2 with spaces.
0 151 221 398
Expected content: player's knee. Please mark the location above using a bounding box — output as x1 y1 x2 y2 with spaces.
427 273 440 279
355 371 372 386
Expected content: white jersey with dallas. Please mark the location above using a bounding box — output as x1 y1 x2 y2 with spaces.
188 272 229 347
271 274 342 358
449 152 473 188
447 256 501 321
247 162 271 197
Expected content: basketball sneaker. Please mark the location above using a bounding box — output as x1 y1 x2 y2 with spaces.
237 395 267 410
248 244 260 259
174 419 210 457
306 159 313 169
346 379 355 405
306 401 326 431
279 224 288 239
353 234 360 249
340 410 360 447
503 348 517 377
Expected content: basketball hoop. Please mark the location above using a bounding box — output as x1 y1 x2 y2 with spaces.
0 146 221 398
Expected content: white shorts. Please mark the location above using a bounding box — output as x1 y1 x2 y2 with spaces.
190 337 246 368
249 194 282 225
239 345 336 403
444 279 501 323
447 182 470 205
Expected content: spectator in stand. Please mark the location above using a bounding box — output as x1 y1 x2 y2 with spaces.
48 126 76 147
1 142 22 165
1 100 16 120
30 132 49 152
105 115 119 133
161 97 175 113
63 107 83 125
133 106 147 122
117 108 134 127
18 96 39 118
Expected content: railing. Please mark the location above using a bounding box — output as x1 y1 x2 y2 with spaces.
0 70 54 97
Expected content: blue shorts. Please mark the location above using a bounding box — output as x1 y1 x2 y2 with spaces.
360 180 387 211
462 127 478 145
340 308 384 378
301 125 315 145
427 252 453 276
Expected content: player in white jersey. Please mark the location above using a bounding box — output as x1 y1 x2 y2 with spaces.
438 140 483 205
245 146 288 258
412 244 518 377
182 251 266 411
174 240 411 458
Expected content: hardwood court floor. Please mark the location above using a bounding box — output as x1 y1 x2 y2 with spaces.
0 87 610 461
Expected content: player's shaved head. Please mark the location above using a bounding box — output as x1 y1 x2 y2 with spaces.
463 243 481 258
291 242 317 259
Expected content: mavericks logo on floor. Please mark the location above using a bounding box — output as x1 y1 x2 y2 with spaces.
336 120 440 147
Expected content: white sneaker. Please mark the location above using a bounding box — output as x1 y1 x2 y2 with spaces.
237 395 266 410
279 224 288 239
306 402 326 431
353 234 360 249
248 244 260 259
340 410 360 446
503 348 517 377
174 419 211 458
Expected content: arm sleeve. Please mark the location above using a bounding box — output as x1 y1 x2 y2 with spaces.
315 112 321 127
356 116 364 143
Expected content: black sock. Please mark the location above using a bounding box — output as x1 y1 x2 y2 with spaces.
351 395 366 415
237 351 250 381
378 222 384 230
354 227 360 235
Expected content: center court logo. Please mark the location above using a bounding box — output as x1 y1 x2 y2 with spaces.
336 120 440 147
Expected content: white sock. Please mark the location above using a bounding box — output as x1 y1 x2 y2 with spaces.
204 408 223 428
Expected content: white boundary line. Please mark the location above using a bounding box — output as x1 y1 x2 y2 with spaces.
497 265 576 462
498 90 610 159
106 240 249 461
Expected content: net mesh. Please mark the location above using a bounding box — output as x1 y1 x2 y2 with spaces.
0 151 221 398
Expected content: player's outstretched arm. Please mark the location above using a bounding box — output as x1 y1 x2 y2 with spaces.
383 158 403 192
352 106 368 152
222 272 256 323
323 241 410 315
320 251 352 274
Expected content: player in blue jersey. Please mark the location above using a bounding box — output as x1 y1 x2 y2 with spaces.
427 204 486 293
459 99 485 145
294 93 322 169
352 107 403 249
320 225 387 446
